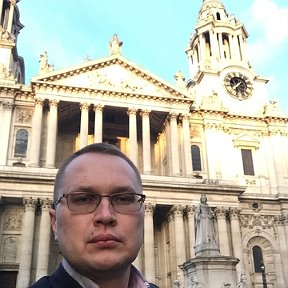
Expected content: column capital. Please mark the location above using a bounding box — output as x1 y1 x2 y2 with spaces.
169 111 178 121
80 102 90 111
171 204 185 216
229 207 241 219
39 198 53 210
140 109 151 117
93 104 104 112
215 206 229 219
23 197 37 211
49 99 59 107
283 214 288 225
3 100 14 110
179 113 190 122
34 97 45 106
186 205 196 217
10 0 16 6
127 107 138 116
145 203 155 215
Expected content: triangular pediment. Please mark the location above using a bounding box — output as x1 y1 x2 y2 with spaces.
233 134 260 149
31 55 191 101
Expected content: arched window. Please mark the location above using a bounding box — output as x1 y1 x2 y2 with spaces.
14 129 28 158
252 245 264 273
191 145 202 171
216 12 221 20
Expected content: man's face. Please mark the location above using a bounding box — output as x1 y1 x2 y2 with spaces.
50 153 144 278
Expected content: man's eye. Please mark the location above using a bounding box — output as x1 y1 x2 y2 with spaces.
70 194 96 205
113 194 135 205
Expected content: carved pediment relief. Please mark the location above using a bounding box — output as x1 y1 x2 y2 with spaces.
32 56 190 101
53 64 172 96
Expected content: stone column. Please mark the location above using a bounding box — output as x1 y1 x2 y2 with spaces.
238 35 247 61
229 208 244 276
173 205 186 263
0 0 3 23
45 100 58 168
284 215 288 250
169 112 180 175
215 207 230 256
144 203 155 283
0 101 13 165
273 216 288 284
80 102 89 149
209 30 218 60
16 198 36 288
141 109 151 174
35 199 52 280
7 0 16 33
181 114 192 176
133 252 141 271
93 104 104 143
199 34 206 62
219 33 224 60
187 205 196 259
30 98 44 167
127 108 138 165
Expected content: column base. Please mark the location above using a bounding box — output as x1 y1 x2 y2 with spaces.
28 163 40 168
44 165 56 169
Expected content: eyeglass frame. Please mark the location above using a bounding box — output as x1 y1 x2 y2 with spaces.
54 192 146 214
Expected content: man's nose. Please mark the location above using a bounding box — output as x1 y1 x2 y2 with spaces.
92 197 117 226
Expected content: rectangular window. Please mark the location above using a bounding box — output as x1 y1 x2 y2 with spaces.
241 149 255 176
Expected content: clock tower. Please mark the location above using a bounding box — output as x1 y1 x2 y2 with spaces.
186 0 269 115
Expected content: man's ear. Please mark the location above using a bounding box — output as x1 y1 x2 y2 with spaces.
49 208 57 240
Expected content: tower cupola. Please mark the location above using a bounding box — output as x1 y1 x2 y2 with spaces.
186 0 249 79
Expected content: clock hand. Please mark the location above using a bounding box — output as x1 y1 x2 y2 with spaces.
232 82 241 89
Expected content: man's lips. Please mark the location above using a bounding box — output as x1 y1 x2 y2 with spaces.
88 234 121 248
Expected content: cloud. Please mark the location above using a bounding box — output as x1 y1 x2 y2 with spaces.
247 0 288 63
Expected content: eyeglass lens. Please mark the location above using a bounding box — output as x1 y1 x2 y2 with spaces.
65 192 145 214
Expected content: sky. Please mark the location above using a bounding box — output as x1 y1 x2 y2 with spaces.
17 0 288 114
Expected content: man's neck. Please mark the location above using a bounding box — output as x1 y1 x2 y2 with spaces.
62 259 131 288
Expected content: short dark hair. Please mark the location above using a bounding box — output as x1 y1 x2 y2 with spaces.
53 143 142 202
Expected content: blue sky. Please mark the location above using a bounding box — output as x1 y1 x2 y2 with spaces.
17 0 288 114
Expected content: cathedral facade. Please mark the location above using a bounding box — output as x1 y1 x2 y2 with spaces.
0 0 287 287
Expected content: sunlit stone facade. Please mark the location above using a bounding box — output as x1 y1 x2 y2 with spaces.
0 0 287 287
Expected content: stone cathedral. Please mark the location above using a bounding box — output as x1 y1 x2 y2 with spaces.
0 0 287 287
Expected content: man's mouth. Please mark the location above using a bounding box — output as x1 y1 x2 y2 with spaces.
89 234 121 248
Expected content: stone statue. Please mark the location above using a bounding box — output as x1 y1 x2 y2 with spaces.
188 274 202 288
195 194 217 247
39 51 54 74
174 70 186 89
109 34 122 56
173 279 180 288
236 273 247 288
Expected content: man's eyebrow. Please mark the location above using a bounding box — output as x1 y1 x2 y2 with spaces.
70 186 94 193
70 186 137 194
111 186 137 194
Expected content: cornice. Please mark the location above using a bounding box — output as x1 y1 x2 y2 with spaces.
32 82 193 107
0 168 56 185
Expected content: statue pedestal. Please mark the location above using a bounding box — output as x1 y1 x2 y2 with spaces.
183 256 239 288
194 243 220 257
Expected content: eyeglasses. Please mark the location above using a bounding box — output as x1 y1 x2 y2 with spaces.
55 192 146 214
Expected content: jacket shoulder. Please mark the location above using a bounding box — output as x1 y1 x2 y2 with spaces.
29 276 51 288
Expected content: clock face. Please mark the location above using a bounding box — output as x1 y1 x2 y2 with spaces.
224 72 253 100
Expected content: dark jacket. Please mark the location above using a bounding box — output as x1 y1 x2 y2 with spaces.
29 264 159 288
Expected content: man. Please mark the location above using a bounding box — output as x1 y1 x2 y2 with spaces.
30 143 158 288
